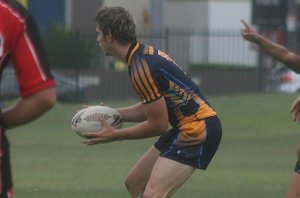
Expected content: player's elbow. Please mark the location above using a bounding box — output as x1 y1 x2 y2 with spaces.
38 88 57 110
44 93 56 109
45 90 56 108
281 53 300 74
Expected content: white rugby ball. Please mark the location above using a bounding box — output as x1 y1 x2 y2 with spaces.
71 106 123 136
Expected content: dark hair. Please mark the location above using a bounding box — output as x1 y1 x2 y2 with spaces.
95 6 136 44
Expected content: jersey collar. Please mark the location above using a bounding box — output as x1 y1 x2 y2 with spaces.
126 41 139 65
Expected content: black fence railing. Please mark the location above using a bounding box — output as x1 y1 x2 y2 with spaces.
1 29 291 103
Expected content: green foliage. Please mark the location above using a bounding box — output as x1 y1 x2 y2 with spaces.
42 24 101 69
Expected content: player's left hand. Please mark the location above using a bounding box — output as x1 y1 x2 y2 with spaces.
291 96 300 123
81 118 118 145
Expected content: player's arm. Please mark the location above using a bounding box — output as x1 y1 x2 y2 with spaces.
83 97 169 144
116 97 169 139
241 19 300 73
116 102 147 122
2 10 57 129
1 88 56 129
252 35 300 73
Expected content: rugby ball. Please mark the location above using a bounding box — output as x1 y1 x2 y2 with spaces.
71 106 123 136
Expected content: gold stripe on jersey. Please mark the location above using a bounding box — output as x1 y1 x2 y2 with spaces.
131 57 161 103
131 59 151 102
130 72 144 102
177 119 207 146
158 50 177 66
178 97 216 127
163 81 216 126
127 43 139 65
140 58 160 100
163 82 193 121
168 81 191 105
193 97 216 118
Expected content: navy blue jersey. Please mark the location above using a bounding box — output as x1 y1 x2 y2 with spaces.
126 42 216 128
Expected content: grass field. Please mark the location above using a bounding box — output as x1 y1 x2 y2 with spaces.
6 93 300 198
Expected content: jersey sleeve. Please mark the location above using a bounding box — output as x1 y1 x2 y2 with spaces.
10 10 55 97
130 56 162 104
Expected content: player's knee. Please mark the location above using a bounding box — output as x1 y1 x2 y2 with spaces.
125 176 133 192
125 175 142 195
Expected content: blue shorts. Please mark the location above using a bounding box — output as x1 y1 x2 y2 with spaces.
154 116 222 170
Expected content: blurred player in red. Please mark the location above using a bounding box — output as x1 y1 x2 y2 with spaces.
241 19 300 198
0 0 56 197
82 6 222 198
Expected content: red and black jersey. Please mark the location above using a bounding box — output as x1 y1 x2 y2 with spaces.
0 1 56 195
0 0 55 97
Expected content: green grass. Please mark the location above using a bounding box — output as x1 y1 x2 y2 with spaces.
6 93 300 197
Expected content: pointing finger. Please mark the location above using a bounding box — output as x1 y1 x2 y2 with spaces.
240 19 249 29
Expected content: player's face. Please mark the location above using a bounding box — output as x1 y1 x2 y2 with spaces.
96 25 113 56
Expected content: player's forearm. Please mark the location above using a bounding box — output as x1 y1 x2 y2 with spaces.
257 36 300 73
114 120 167 140
256 36 287 60
1 88 56 129
117 103 147 122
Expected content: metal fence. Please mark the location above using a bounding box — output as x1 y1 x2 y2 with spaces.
0 29 282 103
136 28 257 70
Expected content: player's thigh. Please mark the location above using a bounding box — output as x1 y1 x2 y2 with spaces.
126 146 160 185
286 172 300 198
145 157 195 197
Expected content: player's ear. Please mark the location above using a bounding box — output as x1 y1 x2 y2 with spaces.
107 32 113 43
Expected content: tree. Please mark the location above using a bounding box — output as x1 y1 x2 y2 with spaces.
43 24 101 70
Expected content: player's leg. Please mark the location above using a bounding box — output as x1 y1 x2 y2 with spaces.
125 146 160 198
286 171 300 198
286 141 300 198
0 130 14 198
140 116 222 198
142 157 195 198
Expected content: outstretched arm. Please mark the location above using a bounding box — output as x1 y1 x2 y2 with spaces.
241 19 300 73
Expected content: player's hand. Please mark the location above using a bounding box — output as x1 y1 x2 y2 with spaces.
81 117 118 145
291 96 300 123
240 19 260 43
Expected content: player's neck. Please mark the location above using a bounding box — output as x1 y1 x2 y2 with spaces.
113 42 133 63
